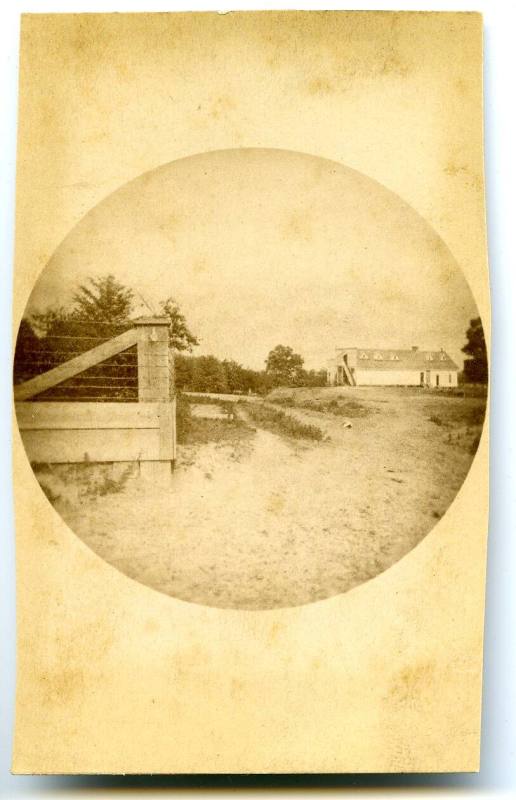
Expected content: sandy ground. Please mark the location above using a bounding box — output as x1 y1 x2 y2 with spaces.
40 386 486 610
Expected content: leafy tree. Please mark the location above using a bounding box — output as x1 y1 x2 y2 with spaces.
254 371 275 395
222 359 247 393
30 306 75 338
174 353 273 395
13 274 200 397
265 345 304 387
300 368 328 387
26 275 134 355
19 275 199 359
71 274 133 323
15 275 325 398
174 353 195 391
30 276 199 354
462 317 488 384
159 297 199 353
13 319 43 384
191 356 228 393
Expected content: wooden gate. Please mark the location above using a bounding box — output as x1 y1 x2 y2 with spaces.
14 317 176 483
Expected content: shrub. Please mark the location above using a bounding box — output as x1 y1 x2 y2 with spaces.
176 392 192 443
326 400 370 418
268 395 295 407
245 403 324 441
93 463 136 496
34 461 137 507
269 395 370 418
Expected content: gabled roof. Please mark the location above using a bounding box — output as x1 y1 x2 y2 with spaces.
333 348 459 371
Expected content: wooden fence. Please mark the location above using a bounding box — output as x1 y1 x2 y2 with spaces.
14 317 176 483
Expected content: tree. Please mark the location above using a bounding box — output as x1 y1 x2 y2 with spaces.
159 297 199 352
174 353 195 391
14 275 200 397
71 274 134 323
300 368 328 387
222 359 247 393
25 275 199 353
191 356 228 393
265 345 304 387
173 353 270 395
462 317 488 384
13 319 43 384
27 275 134 348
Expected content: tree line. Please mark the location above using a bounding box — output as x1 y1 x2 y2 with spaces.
13 274 488 394
13 274 326 394
175 352 326 395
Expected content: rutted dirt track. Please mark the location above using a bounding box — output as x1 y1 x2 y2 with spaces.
53 386 485 610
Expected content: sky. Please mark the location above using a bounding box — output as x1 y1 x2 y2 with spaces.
27 148 479 371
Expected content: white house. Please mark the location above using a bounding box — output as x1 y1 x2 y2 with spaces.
327 347 459 388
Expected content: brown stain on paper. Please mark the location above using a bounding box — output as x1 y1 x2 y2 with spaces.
388 660 437 707
38 667 86 707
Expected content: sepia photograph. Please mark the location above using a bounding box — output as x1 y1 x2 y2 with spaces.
8 8 499 777
13 147 487 610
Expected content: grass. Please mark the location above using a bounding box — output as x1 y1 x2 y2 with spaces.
32 461 137 507
427 402 486 429
177 393 254 447
324 398 371 417
176 392 193 443
269 394 371 418
462 404 487 427
83 462 136 496
179 394 325 445
425 393 486 456
244 402 325 441
183 393 244 405
269 385 487 457
181 417 254 446
452 384 488 399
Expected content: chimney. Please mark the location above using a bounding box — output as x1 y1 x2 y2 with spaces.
412 346 418 352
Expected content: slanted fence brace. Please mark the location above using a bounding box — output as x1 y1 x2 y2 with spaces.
14 317 176 484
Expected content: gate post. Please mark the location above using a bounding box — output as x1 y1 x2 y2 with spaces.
135 317 174 483
135 317 171 402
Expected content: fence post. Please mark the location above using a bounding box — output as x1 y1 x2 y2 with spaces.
135 317 174 483
135 317 171 402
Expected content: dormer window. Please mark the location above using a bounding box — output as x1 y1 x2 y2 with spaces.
425 353 434 362
390 354 399 361
359 352 368 360
373 352 383 360
439 353 446 361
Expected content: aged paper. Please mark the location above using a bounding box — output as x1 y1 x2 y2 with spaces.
12 11 488 773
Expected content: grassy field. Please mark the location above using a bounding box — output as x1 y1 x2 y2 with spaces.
35 385 487 610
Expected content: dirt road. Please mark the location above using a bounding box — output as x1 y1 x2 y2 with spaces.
54 386 485 610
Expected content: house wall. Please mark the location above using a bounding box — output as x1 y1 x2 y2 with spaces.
428 370 458 388
329 362 458 388
327 365 337 385
330 349 358 385
344 349 358 368
354 369 422 386
354 369 458 387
